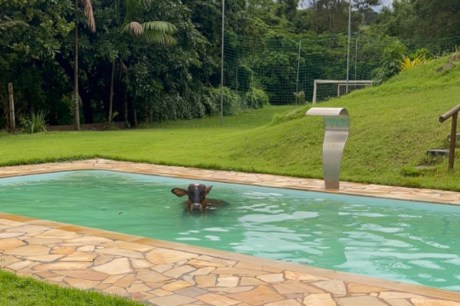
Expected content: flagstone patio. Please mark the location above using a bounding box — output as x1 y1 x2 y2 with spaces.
1 159 460 306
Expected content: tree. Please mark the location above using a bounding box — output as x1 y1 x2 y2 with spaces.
0 0 73 125
277 0 299 20
309 0 351 33
248 32 301 104
73 0 96 130
411 0 460 51
372 40 407 82
0 17 26 31
0 0 73 59
376 0 460 52
354 0 380 11
377 0 416 39
306 0 380 33
1 0 411 127
106 0 177 125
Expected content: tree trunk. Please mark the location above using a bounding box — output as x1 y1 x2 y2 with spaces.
123 89 129 127
8 83 15 133
108 60 115 124
132 99 138 127
55 53 93 124
148 106 153 124
73 0 81 130
81 90 93 123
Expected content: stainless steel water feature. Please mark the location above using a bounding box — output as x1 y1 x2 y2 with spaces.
306 107 349 189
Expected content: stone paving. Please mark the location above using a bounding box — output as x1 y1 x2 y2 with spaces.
1 159 460 306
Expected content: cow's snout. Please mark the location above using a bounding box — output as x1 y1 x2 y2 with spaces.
191 202 202 211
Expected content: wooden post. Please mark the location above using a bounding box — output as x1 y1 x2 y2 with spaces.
8 82 16 133
448 112 457 171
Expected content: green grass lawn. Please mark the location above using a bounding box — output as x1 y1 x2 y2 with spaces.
0 269 142 305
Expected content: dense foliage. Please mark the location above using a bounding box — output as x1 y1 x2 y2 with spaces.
0 0 458 129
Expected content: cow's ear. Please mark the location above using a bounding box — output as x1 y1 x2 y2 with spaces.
171 188 188 197
205 185 213 195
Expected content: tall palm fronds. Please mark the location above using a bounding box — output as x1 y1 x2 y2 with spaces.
124 21 177 44
82 0 96 32
120 0 177 44
0 18 27 31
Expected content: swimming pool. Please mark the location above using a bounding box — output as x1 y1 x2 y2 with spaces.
0 170 459 291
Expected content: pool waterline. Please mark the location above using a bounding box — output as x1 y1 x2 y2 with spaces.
1 168 460 292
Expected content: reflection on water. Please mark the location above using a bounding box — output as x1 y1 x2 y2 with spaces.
0 170 459 291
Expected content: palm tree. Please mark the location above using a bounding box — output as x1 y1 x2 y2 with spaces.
73 0 95 130
0 18 26 31
107 0 177 125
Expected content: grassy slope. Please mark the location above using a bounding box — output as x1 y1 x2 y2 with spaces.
327 55 460 189
0 56 459 190
229 55 460 189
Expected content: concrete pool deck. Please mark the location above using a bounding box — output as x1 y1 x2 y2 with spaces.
1 159 460 306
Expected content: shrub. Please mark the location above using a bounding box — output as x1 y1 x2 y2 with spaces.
187 90 207 118
400 56 421 71
372 40 407 82
237 65 254 93
400 48 433 71
137 92 208 124
209 87 242 116
411 48 432 60
151 94 193 122
19 112 47 133
245 87 269 109
201 88 219 115
292 91 305 104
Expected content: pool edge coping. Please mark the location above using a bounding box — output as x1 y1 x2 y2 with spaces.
1 158 460 305
2 211 460 303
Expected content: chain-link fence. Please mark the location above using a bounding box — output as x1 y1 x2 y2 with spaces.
221 32 460 105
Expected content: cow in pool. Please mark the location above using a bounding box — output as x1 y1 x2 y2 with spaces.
171 184 215 212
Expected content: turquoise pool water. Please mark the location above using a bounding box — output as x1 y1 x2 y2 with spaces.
0 170 459 291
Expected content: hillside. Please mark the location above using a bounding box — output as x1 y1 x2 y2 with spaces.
233 53 460 190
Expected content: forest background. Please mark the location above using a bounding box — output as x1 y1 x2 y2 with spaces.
1 0 459 130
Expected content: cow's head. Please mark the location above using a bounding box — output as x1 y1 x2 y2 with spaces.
171 184 213 212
